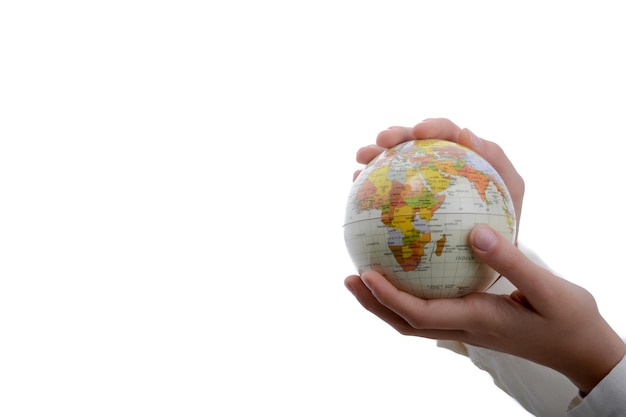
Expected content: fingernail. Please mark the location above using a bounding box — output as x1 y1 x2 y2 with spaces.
360 271 374 290
472 226 497 251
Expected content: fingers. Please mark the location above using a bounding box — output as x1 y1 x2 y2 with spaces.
375 126 415 149
376 120 464 150
353 145 387 181
353 144 388 181
358 271 481 331
355 144 386 165
408 120 522 194
468 225 557 311
344 274 412 330
345 273 469 339
410 118 463 144
377 119 467 149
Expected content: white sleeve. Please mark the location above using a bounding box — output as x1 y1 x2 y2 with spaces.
567 353 626 416
438 340 579 416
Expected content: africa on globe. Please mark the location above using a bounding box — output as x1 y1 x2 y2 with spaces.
344 139 516 299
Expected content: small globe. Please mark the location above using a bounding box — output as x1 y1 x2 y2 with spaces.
344 139 516 299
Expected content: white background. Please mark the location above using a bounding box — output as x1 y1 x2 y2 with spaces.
2 1 625 416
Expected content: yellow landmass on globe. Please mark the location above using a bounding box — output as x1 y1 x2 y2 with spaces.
391 205 416 234
420 164 450 193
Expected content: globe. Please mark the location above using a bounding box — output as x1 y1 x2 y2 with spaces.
344 139 516 299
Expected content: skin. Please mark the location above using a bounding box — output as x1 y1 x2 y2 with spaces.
344 118 626 396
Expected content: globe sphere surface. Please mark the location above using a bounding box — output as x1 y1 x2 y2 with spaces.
344 139 516 299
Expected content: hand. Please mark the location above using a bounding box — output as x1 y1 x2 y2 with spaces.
353 118 524 240
346 118 626 394
345 225 626 396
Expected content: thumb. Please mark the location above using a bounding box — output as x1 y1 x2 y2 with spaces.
469 225 555 305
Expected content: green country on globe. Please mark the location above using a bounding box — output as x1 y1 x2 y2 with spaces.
344 139 516 299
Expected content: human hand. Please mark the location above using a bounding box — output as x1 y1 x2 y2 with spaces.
344 225 626 395
353 118 524 240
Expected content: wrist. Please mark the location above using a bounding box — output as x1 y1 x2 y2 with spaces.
568 328 626 396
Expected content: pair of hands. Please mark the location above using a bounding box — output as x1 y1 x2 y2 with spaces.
344 119 626 396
